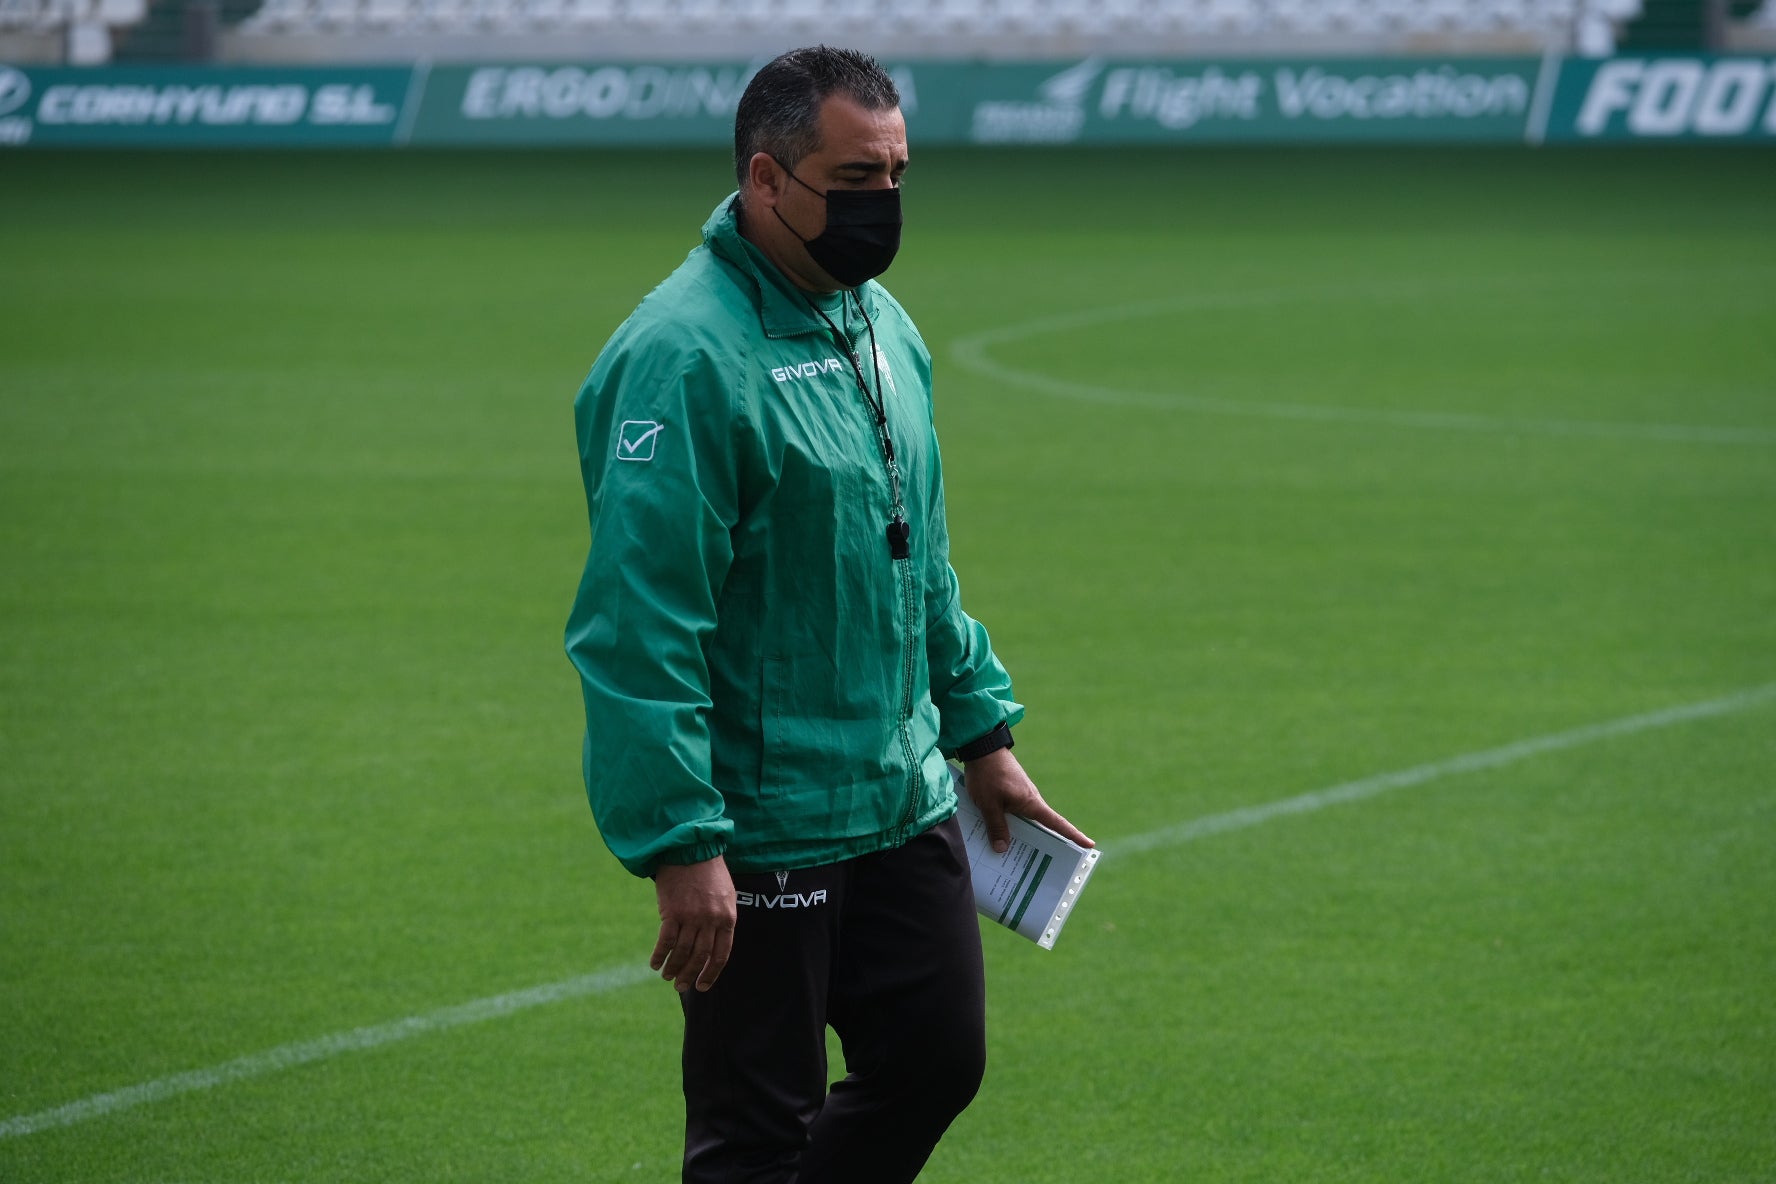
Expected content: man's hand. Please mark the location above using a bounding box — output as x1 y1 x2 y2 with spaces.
651 856 736 993
962 747 1094 854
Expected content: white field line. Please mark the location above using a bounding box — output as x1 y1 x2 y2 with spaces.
5 681 1774 1141
1107 681 1776 858
949 293 1776 447
0 965 656 1141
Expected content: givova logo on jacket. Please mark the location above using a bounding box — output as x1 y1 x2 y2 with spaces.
771 357 846 383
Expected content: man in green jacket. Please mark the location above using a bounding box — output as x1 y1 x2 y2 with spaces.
566 45 1091 1183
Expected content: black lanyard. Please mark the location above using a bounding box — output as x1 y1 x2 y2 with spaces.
807 292 911 560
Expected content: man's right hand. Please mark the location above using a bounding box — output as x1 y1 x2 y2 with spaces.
651 856 736 993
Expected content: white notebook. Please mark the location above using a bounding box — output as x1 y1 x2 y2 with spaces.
950 767 1100 950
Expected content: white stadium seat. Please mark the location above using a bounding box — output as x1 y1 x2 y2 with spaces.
991 0 1061 35
675 0 726 26
562 0 615 23
360 0 409 26
313 0 358 29
720 0 772 28
776 0 827 30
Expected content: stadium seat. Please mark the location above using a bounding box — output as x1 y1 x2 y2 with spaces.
1 0 144 58
718 0 772 29
562 0 615 24
1202 0 1261 34
517 0 563 25
987 0 1054 35
0 0 46 31
1373 0 1429 31
776 0 828 31
675 0 725 27
1576 0 1642 54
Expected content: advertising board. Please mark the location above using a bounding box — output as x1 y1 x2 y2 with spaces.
2 55 1772 149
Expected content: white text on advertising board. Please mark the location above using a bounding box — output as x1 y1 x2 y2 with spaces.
1098 67 1261 129
27 82 393 127
975 60 1532 141
1272 67 1528 121
0 66 28 144
0 66 30 115
1578 59 1776 137
1099 66 1526 128
460 66 751 120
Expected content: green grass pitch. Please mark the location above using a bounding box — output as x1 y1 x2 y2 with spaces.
2 144 1773 1182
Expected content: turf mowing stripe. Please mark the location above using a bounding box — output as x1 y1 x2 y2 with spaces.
951 296 1776 447
5 682 1772 1140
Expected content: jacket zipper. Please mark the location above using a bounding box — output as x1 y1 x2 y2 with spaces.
828 302 925 843
894 550 921 841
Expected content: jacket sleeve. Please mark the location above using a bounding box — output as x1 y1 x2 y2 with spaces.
565 321 740 878
920 406 1026 754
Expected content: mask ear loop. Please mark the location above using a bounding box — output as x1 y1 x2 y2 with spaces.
767 156 825 246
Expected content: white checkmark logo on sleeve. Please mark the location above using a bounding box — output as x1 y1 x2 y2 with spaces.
616 420 664 462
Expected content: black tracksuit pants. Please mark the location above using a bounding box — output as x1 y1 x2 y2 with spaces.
679 815 987 1184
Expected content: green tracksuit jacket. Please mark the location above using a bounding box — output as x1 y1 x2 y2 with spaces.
566 194 1022 878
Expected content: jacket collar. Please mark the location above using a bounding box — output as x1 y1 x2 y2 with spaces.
703 192 881 340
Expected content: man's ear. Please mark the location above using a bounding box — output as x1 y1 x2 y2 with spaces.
746 152 784 208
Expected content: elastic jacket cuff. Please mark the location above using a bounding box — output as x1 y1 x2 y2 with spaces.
640 839 728 879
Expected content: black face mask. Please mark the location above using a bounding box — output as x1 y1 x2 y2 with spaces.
770 159 903 289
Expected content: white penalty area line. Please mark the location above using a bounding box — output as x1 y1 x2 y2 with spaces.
6 681 1774 1141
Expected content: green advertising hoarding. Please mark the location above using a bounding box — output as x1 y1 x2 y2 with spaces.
406 61 754 145
407 57 1541 147
941 57 1539 144
0 65 412 147
2 55 1773 149
1540 55 1776 141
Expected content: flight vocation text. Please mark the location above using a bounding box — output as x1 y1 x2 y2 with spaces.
973 61 1529 141
1100 65 1529 128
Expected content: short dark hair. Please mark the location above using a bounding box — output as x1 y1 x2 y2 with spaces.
733 46 900 189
